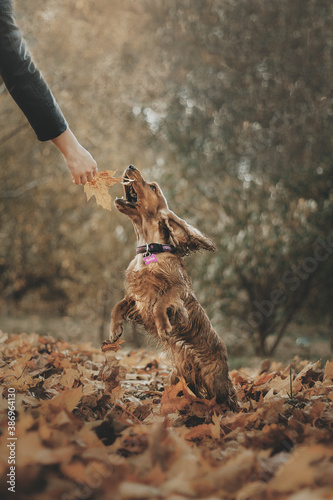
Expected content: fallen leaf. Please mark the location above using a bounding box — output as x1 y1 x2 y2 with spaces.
1 332 332 500
40 386 84 415
16 430 76 466
101 338 125 352
59 368 79 389
160 380 192 415
324 360 333 381
208 450 257 493
61 461 88 483
184 424 212 441
119 482 161 499
211 412 221 440
268 445 333 493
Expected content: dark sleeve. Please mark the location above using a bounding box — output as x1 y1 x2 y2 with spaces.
0 0 68 141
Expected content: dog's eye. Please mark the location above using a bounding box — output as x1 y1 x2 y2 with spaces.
150 184 157 192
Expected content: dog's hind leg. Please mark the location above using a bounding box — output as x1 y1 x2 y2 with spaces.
153 289 187 342
201 360 237 409
110 298 130 343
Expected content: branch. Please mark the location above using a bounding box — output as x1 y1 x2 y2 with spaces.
235 266 257 305
268 304 299 356
0 123 29 147
0 176 54 198
268 273 315 355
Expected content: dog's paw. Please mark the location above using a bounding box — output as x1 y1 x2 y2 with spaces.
109 324 123 343
166 303 188 328
156 315 173 341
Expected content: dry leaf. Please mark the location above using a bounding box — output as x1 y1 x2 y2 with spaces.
101 338 125 352
59 368 79 389
84 170 124 211
268 445 333 493
184 424 212 441
1 332 332 500
211 412 221 440
61 461 88 483
324 360 333 381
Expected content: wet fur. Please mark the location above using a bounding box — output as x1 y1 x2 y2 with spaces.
110 166 236 407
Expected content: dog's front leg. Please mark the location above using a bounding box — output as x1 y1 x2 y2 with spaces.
153 290 187 341
110 298 130 343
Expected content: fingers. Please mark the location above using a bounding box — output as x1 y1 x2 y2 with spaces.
72 167 98 185
59 134 98 186
86 171 94 183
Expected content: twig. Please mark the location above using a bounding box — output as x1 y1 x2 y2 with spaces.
0 176 53 198
0 123 29 146
1 363 28 382
115 402 143 425
234 368 255 382
287 362 298 406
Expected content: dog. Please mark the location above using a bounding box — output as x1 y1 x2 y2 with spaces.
110 165 236 407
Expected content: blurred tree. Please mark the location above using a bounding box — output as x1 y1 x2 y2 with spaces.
138 0 333 355
0 0 156 332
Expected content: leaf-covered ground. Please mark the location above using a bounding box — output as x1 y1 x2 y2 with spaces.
0 332 332 500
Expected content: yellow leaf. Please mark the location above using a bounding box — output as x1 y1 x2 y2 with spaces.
84 170 124 211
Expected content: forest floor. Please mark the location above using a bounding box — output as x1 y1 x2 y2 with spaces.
0 310 331 367
0 332 333 500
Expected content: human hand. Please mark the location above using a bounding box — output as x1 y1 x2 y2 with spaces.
65 143 98 185
51 128 97 185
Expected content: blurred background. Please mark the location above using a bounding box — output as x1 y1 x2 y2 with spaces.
0 0 332 366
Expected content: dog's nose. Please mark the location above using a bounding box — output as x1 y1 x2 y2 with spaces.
128 165 136 171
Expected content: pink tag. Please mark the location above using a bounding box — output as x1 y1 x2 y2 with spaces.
143 254 158 265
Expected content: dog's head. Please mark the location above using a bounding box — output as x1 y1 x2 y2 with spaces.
115 165 216 256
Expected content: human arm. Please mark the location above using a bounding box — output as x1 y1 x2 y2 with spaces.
0 0 67 141
0 0 97 184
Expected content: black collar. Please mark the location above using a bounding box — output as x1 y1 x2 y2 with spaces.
136 243 175 255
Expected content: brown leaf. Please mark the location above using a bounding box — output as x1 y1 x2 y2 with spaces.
306 400 325 423
2 332 331 500
61 461 88 483
16 430 76 467
268 445 333 493
84 170 124 211
324 360 333 381
210 412 221 440
101 338 125 352
207 450 257 493
59 368 79 389
160 379 196 416
184 423 212 441
39 386 84 416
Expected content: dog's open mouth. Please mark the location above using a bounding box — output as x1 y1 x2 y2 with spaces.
125 179 138 204
115 177 138 209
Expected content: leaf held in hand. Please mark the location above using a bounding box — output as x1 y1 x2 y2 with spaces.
101 338 125 352
84 170 124 211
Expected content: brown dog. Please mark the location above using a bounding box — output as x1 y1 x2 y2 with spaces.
110 165 236 407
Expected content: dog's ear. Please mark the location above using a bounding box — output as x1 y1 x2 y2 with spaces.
160 209 216 256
